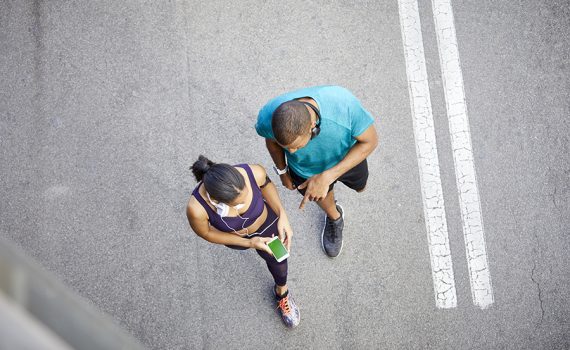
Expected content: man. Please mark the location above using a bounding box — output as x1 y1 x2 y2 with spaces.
255 85 378 257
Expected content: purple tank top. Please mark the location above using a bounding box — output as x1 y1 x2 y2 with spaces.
192 164 265 232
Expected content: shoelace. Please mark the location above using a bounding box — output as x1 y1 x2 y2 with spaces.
277 296 292 316
326 218 338 242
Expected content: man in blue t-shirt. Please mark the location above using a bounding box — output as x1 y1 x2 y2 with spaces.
255 86 378 257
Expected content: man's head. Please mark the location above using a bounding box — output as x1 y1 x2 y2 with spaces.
271 100 314 153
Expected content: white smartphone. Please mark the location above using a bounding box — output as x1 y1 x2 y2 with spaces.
267 236 289 262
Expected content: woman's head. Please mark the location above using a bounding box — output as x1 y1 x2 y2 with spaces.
190 155 246 205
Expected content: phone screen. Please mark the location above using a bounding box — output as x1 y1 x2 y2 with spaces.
268 238 288 260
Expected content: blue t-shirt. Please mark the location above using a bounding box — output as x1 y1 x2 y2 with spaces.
255 86 375 178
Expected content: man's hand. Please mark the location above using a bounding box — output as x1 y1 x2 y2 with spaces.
297 172 334 209
279 173 296 190
277 214 293 252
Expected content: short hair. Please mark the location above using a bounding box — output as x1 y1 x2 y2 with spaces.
271 100 311 146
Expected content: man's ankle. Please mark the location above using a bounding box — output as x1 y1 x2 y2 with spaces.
327 210 341 221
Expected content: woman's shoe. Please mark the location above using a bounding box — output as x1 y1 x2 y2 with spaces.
274 288 300 328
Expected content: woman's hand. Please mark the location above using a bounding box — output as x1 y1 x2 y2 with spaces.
250 236 273 255
277 214 293 252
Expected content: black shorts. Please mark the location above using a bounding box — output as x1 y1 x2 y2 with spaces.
288 159 369 196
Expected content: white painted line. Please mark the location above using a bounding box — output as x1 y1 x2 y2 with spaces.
432 0 494 309
398 0 457 309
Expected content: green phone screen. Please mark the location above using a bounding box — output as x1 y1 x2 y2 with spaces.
268 238 288 260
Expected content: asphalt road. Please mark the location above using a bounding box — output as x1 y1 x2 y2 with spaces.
1 0 568 349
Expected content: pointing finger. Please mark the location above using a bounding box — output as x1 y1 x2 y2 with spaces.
299 194 309 209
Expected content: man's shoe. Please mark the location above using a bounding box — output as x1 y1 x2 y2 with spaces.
274 287 300 328
321 203 344 257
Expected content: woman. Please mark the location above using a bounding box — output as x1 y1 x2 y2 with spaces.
186 155 300 328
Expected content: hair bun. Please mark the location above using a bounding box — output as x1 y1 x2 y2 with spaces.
190 155 215 182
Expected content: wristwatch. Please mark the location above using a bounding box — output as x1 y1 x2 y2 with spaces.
272 165 288 176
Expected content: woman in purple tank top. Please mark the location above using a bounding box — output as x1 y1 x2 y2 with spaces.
186 155 300 328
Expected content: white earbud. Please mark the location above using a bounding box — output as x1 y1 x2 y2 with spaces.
206 191 250 235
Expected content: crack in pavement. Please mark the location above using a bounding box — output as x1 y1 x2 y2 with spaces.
550 186 560 213
531 228 545 329
530 259 545 329
510 207 545 328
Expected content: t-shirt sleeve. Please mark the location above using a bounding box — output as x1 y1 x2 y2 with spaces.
349 95 375 138
255 106 274 139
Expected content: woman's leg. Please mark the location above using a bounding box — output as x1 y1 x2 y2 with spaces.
255 204 299 328
254 206 288 291
256 248 288 290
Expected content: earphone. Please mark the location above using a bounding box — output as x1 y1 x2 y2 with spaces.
220 212 251 236
206 191 251 235
295 98 321 140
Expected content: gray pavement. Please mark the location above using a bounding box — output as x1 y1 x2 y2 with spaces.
1 0 569 349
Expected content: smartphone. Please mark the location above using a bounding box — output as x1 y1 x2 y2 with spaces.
267 236 289 262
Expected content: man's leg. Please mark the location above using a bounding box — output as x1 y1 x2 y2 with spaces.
317 159 369 258
288 167 344 257
318 189 344 258
316 189 341 220
289 168 337 213
338 159 369 193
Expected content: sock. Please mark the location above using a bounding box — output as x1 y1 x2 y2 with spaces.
275 287 289 299
328 213 341 221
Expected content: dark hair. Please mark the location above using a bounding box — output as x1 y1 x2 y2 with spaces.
271 100 311 146
190 155 245 203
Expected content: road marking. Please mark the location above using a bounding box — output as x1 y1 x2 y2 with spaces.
398 0 457 309
431 0 494 309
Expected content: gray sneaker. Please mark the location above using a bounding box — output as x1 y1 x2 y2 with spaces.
274 287 300 328
321 203 344 257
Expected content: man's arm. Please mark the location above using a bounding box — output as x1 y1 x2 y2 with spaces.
298 124 378 208
265 138 296 190
265 138 287 170
323 124 378 181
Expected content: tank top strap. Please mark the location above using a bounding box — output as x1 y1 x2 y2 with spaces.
192 184 216 215
235 164 260 190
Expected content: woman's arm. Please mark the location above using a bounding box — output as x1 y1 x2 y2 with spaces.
250 164 285 216
186 201 271 253
250 164 294 251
